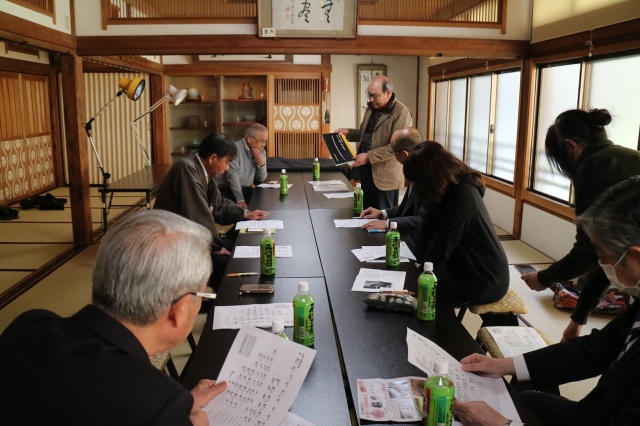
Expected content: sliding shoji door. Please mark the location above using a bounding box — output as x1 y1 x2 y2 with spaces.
272 75 323 159
0 72 55 205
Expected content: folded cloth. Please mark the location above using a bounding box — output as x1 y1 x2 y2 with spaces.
0 206 19 220
39 193 67 210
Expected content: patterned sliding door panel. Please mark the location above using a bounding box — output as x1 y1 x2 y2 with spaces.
0 73 54 204
273 76 322 159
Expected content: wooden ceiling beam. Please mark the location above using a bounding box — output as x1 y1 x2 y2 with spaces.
82 55 163 74
77 34 530 59
0 11 75 53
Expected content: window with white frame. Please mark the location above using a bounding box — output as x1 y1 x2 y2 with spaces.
431 70 521 183
531 54 640 204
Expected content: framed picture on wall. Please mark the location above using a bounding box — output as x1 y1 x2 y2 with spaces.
357 65 387 125
258 0 357 38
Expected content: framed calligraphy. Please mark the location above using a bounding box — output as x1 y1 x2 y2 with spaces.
258 0 357 38
357 65 387 124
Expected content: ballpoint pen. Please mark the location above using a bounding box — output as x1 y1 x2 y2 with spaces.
227 272 260 277
367 229 386 233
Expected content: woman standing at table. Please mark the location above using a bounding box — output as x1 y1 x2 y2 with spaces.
521 108 640 341
403 142 509 312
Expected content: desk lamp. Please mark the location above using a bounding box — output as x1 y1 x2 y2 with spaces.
85 76 146 189
131 85 188 166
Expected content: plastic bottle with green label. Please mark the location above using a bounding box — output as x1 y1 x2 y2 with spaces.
386 222 401 267
313 157 320 181
353 183 363 216
280 169 288 195
424 360 455 426
271 319 288 340
417 262 437 321
260 229 276 276
293 281 314 347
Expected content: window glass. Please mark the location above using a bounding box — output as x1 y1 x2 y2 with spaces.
433 81 449 147
532 63 580 201
586 55 640 150
492 71 521 182
448 78 467 160
467 75 492 173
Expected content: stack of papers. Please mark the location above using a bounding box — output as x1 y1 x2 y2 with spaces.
334 218 373 228
351 242 415 262
257 183 293 189
235 220 284 230
307 180 349 193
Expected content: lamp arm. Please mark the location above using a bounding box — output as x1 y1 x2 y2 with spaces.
130 121 151 164
85 90 124 133
131 94 168 124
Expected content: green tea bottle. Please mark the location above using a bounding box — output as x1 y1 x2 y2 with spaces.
417 262 437 321
353 183 363 216
280 169 288 195
293 281 314 347
386 222 401 267
424 360 455 426
260 229 276 276
313 157 320 181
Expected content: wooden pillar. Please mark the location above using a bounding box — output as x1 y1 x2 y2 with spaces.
60 53 93 246
150 74 169 164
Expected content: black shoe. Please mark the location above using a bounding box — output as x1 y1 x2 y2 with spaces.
0 206 19 220
19 195 43 209
40 193 66 210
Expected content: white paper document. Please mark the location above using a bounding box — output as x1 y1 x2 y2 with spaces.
234 246 293 258
351 242 416 262
334 219 373 228
323 192 354 199
312 183 349 192
204 325 316 426
357 376 426 422
279 412 315 426
236 220 284 230
406 329 521 423
257 183 294 189
213 304 293 330
307 180 344 186
485 326 548 357
352 268 406 292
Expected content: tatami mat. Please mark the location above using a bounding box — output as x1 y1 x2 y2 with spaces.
500 240 554 264
0 271 31 294
8 207 126 224
0 243 73 269
494 225 510 236
0 223 75 243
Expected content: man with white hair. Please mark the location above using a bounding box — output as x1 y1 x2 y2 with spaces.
0 210 226 425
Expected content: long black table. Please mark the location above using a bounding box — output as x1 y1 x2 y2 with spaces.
183 171 539 425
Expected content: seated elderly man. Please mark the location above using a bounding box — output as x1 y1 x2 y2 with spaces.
0 210 226 425
454 176 640 426
216 123 269 209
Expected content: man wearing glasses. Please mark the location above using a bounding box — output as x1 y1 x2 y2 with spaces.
217 123 269 209
336 75 413 210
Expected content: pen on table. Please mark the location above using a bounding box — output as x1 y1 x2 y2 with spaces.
381 290 414 295
227 272 259 277
367 229 386 233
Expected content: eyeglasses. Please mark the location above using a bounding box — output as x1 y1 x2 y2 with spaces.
367 92 385 100
190 291 217 300
251 135 268 146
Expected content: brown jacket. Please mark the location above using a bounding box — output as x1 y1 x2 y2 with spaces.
346 96 413 191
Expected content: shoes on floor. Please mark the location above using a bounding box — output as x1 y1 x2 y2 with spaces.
20 195 44 209
0 206 19 220
19 193 67 210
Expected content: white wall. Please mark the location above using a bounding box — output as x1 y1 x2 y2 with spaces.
532 0 640 42
329 55 418 132
0 0 72 34
484 188 515 235
520 204 576 261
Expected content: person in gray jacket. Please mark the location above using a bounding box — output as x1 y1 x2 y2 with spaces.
217 123 269 209
155 133 268 290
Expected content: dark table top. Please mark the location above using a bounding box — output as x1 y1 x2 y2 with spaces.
310 208 539 425
225 209 324 279
249 171 309 210
182 277 351 426
99 163 172 193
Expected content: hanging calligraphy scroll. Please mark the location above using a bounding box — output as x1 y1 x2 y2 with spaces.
258 0 357 38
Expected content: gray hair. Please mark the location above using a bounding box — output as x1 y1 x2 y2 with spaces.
245 123 268 139
92 210 212 325
575 176 640 261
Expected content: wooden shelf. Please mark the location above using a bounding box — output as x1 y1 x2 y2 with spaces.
223 122 257 126
170 127 211 130
222 98 266 102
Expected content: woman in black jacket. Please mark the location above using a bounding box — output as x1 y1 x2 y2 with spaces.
521 109 640 341
404 142 509 310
